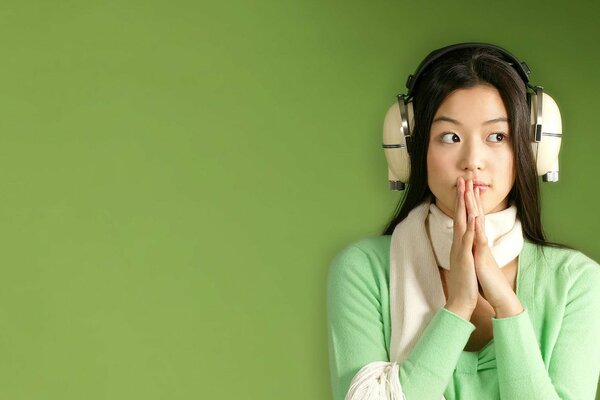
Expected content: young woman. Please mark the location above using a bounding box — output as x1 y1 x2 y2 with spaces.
327 44 600 400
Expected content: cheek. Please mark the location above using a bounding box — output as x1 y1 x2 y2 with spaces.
426 151 439 184
496 152 516 187
426 150 452 194
426 147 440 173
427 149 450 178
501 152 516 175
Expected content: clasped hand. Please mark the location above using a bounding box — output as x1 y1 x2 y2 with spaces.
445 177 523 319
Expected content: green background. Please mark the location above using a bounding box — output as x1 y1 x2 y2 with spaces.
0 0 598 399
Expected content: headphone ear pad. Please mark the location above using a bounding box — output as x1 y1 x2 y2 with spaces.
530 91 562 177
383 100 413 187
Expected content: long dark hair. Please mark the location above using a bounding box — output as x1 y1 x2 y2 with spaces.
381 46 570 249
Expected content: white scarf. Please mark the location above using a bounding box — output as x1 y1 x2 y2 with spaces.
345 197 523 400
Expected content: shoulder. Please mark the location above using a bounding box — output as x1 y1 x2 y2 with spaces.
327 235 392 292
525 240 600 277
523 240 600 298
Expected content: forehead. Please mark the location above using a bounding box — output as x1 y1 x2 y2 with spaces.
433 85 508 124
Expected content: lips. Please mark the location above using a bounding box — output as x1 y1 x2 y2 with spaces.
453 179 490 189
473 181 489 193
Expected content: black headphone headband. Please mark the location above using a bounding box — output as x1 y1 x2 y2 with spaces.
405 42 532 98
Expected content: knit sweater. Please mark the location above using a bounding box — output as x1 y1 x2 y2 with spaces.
327 235 600 400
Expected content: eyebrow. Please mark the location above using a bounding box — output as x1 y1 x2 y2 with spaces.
431 116 509 125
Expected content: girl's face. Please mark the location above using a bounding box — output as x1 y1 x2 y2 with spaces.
427 84 516 218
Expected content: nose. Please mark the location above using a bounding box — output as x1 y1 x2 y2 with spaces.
460 140 484 172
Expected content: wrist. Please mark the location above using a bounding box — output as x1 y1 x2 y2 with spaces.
444 302 473 321
493 298 524 319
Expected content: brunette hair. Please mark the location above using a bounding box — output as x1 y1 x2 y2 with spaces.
381 46 570 249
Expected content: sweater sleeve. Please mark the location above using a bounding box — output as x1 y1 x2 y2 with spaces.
327 244 476 400
492 253 600 400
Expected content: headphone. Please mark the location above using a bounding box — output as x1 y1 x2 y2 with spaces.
382 43 563 191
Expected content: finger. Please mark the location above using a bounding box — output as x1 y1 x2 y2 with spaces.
475 186 485 225
474 187 488 247
462 214 476 251
465 180 478 221
474 214 488 248
453 177 466 238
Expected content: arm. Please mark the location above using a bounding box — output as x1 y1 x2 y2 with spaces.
327 244 476 400
492 253 600 399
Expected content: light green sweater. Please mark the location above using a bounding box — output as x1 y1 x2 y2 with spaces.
327 236 600 400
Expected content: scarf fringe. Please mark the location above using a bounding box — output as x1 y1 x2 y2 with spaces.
345 361 406 400
345 361 447 400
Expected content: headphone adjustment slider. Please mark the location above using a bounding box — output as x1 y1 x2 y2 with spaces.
542 171 559 182
389 181 406 191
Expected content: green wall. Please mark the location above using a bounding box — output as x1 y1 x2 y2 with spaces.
0 0 598 399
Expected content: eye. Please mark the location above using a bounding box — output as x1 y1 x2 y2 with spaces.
440 132 460 143
487 132 507 142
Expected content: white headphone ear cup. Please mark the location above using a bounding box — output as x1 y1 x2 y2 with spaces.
530 91 562 177
383 100 413 186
